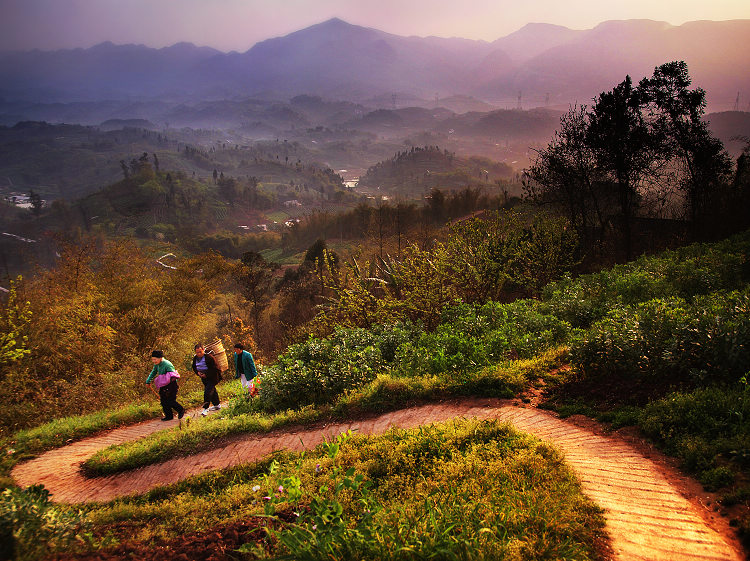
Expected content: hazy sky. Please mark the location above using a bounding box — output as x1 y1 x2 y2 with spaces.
2 0 749 52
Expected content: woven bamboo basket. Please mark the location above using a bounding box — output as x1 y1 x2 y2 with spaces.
205 339 229 372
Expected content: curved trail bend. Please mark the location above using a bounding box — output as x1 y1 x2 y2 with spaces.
12 397 743 561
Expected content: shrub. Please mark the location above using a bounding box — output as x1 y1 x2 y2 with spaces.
262 299 572 411
259 327 386 410
0 484 86 560
543 234 749 328
638 385 750 477
700 466 735 492
397 301 572 378
571 289 750 385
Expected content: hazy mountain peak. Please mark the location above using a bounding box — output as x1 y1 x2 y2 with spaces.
515 22 575 33
492 21 581 64
318 17 349 27
303 17 375 35
89 41 120 51
589 19 674 34
163 41 198 50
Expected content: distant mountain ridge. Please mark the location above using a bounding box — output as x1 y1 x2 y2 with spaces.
0 18 748 111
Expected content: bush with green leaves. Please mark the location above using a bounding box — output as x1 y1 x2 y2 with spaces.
397 300 572 377
638 383 750 486
570 288 750 385
262 301 571 411
259 326 400 411
0 484 86 561
543 232 749 328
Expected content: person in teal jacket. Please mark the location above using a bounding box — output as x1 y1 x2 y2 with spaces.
146 350 185 421
233 343 258 396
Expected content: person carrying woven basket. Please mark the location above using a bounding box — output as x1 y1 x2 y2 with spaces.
146 350 185 421
233 343 259 397
192 344 221 416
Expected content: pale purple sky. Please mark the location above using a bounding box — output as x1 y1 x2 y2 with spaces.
1 0 749 52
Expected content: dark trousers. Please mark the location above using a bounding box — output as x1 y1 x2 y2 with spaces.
201 376 220 409
159 379 184 419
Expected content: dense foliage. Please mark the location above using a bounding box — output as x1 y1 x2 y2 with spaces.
571 290 750 385
0 484 85 560
238 230 750 413
358 145 513 195
260 300 571 411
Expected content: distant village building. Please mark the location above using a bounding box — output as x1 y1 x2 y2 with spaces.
3 192 45 209
283 199 303 208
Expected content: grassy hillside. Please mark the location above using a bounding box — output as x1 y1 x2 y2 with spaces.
358 146 512 196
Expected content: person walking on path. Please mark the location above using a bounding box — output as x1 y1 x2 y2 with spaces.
233 343 258 397
146 350 185 421
192 344 221 416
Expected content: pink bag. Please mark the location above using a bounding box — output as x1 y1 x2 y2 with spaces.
154 370 180 389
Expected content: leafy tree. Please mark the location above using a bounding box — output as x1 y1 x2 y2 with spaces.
525 106 607 249
638 61 733 237
28 190 43 216
446 213 514 303
526 61 732 256
304 239 339 296
447 211 580 300
387 243 458 328
0 277 31 369
504 214 580 296
312 256 386 331
587 75 662 259
311 243 459 333
235 251 279 340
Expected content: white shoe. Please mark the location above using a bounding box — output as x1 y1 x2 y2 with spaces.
201 408 210 416
209 405 220 411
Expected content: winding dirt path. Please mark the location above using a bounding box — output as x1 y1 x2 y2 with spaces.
11 397 743 560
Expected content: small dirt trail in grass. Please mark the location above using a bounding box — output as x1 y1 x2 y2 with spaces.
11 397 743 560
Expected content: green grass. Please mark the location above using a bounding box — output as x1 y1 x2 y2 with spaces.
260 247 306 265
69 418 605 560
266 210 291 223
81 349 567 476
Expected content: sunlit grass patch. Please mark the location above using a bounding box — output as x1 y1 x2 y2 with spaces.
76 418 605 560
